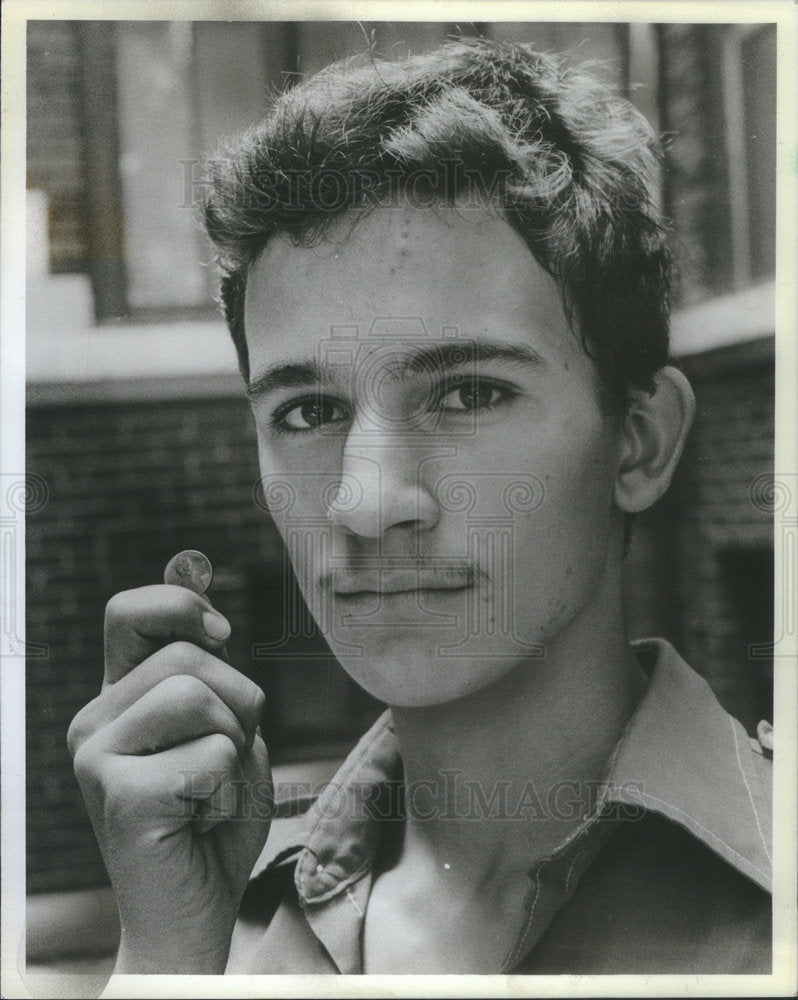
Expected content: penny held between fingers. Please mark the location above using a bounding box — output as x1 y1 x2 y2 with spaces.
164 549 214 596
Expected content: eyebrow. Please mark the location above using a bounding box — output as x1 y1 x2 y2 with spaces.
246 340 546 402
246 361 332 401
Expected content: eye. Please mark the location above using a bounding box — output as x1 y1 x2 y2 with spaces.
275 397 349 432
440 378 510 412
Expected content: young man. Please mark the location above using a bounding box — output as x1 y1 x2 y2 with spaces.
68 38 772 975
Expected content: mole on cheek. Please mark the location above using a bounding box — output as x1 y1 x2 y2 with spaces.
396 220 411 259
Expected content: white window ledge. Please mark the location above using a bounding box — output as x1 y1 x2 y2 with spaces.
25 273 243 405
25 276 776 407
670 280 775 357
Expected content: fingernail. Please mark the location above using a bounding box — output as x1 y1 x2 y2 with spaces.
202 611 231 642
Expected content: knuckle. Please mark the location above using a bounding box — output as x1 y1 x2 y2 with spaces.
72 738 106 789
247 683 266 723
158 673 214 711
66 694 103 758
104 589 135 628
205 732 239 771
66 707 89 759
165 640 203 674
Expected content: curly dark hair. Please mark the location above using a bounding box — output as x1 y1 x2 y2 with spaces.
203 36 672 413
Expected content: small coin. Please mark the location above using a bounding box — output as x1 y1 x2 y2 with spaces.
163 550 213 595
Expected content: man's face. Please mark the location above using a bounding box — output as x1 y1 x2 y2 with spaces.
244 203 625 707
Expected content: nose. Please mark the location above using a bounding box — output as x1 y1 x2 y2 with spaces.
327 429 439 539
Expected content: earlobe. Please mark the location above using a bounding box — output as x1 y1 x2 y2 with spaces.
614 366 696 514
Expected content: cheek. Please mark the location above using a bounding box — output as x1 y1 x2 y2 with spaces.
536 403 618 517
256 444 330 588
509 435 618 621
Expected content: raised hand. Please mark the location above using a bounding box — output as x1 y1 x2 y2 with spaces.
67 577 272 973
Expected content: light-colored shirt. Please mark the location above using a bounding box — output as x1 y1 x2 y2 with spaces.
228 638 772 974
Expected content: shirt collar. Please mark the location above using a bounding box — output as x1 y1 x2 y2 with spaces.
289 638 771 911
607 637 772 891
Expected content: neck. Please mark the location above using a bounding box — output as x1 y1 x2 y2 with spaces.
389 580 647 887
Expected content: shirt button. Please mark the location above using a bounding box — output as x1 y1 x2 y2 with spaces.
756 719 773 755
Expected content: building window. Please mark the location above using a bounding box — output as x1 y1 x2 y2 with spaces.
658 23 776 304
28 20 296 322
717 547 774 733
27 21 90 275
739 25 777 281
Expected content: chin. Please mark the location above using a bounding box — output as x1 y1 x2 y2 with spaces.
332 639 530 709
306 585 553 706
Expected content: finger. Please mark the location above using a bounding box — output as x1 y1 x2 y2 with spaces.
104 585 232 685
76 733 245 835
154 733 244 831
69 642 264 757
197 733 272 836
88 674 247 758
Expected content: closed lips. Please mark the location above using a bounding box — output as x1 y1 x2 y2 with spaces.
331 569 474 594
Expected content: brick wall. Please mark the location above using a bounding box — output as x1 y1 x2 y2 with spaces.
671 345 775 731
624 342 774 734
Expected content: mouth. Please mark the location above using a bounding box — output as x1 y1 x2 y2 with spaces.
329 566 475 597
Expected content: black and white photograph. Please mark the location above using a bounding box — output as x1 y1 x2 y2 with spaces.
2 2 796 997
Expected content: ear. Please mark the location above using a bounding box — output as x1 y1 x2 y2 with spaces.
614 366 695 514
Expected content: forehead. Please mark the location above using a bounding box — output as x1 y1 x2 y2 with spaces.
243 202 581 373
